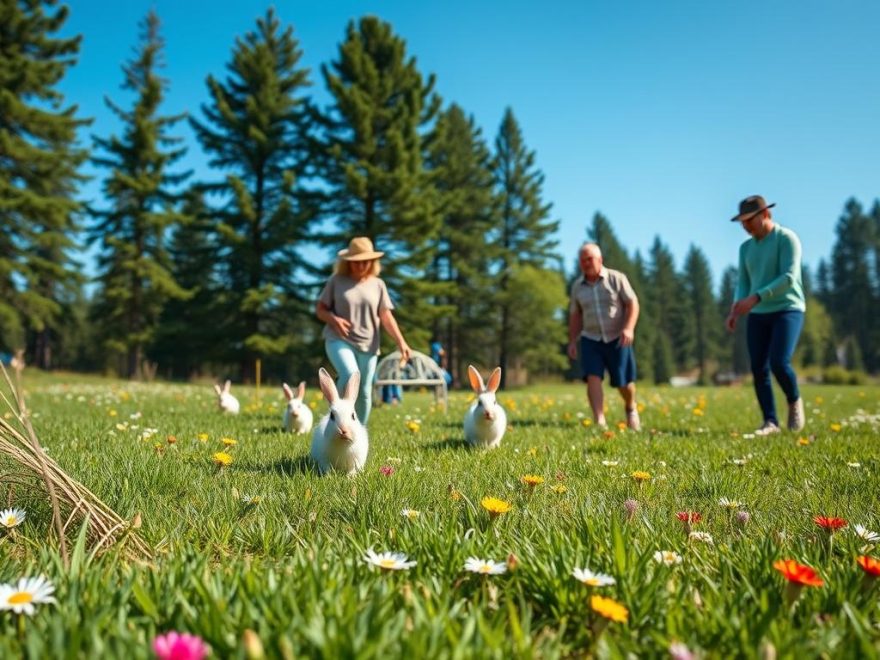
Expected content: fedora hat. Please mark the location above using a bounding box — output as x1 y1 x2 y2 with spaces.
338 236 384 261
731 195 776 222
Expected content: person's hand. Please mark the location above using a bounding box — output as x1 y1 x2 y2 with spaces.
725 313 737 333
618 328 635 348
331 315 352 337
567 341 578 361
731 294 760 318
398 342 412 363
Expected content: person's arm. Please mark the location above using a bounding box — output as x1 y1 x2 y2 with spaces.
316 301 351 337
379 308 411 361
619 296 639 347
727 244 754 332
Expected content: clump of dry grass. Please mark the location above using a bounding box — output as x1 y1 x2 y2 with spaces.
0 358 151 562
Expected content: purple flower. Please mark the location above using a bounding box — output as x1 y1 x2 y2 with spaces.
669 641 695 660
623 498 639 520
736 511 750 525
152 632 210 660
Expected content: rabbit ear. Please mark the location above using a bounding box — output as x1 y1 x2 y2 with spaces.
318 368 338 404
486 367 502 393
296 381 306 400
223 380 231 394
467 365 484 393
282 383 294 401
214 384 222 396
342 371 360 402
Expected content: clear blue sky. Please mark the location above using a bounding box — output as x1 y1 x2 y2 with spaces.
58 0 880 288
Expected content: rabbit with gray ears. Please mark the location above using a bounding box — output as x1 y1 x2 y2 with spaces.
282 381 314 434
464 365 507 449
310 368 369 475
213 380 240 415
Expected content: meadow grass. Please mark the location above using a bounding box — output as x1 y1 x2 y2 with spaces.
1 371 879 658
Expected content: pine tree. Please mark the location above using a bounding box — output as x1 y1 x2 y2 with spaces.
190 8 316 379
89 11 190 378
424 104 497 382
631 251 655 381
648 237 692 374
682 245 718 384
587 213 634 273
314 16 442 350
0 0 91 365
492 108 559 385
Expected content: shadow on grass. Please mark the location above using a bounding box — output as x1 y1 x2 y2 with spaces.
429 418 569 430
237 455 316 476
421 436 469 452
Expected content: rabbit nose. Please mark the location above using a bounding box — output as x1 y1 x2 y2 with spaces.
483 410 494 420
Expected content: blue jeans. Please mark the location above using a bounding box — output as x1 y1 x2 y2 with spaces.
747 310 804 425
324 339 378 425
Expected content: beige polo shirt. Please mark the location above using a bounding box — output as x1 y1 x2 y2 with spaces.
319 274 394 354
569 267 637 343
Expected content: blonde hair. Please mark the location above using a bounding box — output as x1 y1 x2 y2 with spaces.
334 258 381 278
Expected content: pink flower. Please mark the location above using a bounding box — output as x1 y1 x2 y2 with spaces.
152 631 210 660
379 465 395 476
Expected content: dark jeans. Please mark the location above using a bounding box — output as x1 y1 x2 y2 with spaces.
747 310 804 425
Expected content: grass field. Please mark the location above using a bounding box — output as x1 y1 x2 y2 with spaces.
1 371 879 658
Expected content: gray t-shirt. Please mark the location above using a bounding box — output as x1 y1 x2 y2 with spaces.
319 274 394 354
569 267 637 343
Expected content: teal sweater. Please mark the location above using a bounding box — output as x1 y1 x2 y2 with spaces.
735 224 806 313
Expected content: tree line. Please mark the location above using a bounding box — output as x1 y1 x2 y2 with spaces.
2 3 878 385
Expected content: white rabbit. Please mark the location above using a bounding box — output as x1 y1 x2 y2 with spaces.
213 380 240 415
282 381 314 434
310 368 369 475
464 365 507 449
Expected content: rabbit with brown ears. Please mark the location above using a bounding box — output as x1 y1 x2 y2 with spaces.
310 368 368 475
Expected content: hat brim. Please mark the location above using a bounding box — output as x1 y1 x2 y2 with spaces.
338 249 384 261
731 202 775 222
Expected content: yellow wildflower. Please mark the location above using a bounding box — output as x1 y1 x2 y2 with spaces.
590 594 628 623
631 470 651 482
521 474 544 487
480 497 512 518
212 451 233 467
222 437 237 446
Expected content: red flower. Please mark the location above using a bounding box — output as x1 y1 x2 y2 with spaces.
857 556 880 577
813 516 847 531
773 559 824 587
379 465 394 476
676 511 702 524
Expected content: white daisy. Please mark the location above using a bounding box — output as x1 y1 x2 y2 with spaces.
601 460 619 467
847 462 861 468
363 548 416 571
401 508 420 520
464 557 507 575
854 524 880 543
718 497 740 509
730 458 747 466
571 567 616 586
688 531 714 544
654 550 683 566
0 576 56 615
0 508 26 529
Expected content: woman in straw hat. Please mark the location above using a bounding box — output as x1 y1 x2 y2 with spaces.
316 237 411 425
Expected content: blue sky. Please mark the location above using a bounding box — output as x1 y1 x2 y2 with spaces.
58 1 880 287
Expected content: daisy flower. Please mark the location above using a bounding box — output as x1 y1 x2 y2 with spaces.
654 550 683 566
363 548 416 571
0 576 56 615
854 524 880 544
480 497 512 518
601 460 619 467
401 508 420 520
0 508 26 529
572 568 616 586
590 595 628 623
718 497 740 509
688 531 714 544
152 631 210 660
813 516 847 531
464 557 507 575
856 556 880 577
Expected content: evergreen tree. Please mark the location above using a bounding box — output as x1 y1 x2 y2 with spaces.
190 8 316 379
89 11 190 378
828 199 876 371
648 237 692 373
506 265 569 376
587 213 634 273
631 251 655 382
798 296 833 369
492 108 559 385
0 0 90 365
424 104 497 382
314 16 442 351
682 245 718 384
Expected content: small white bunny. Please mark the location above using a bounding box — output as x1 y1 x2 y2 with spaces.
464 365 507 449
310 368 369 475
282 381 314 434
213 380 240 415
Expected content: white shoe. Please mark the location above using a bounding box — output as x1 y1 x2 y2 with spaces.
754 421 781 436
788 398 805 431
626 408 641 431
595 415 608 429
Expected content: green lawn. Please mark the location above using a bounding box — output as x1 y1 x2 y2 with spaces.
2 371 879 658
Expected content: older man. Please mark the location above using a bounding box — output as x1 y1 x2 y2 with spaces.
567 243 641 430
725 195 806 435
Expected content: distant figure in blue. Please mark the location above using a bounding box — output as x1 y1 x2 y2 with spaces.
430 338 453 386
381 382 403 405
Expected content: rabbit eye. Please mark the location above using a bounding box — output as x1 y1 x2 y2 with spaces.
351 412 356 420
329 411 335 420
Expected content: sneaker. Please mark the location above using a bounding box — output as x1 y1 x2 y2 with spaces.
626 408 641 431
595 414 608 429
754 421 781 436
788 398 805 431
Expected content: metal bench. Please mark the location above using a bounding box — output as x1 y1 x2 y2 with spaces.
373 350 448 411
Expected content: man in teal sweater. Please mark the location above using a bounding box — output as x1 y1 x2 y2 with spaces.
725 195 806 435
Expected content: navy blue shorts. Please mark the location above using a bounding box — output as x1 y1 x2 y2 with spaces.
580 336 636 387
